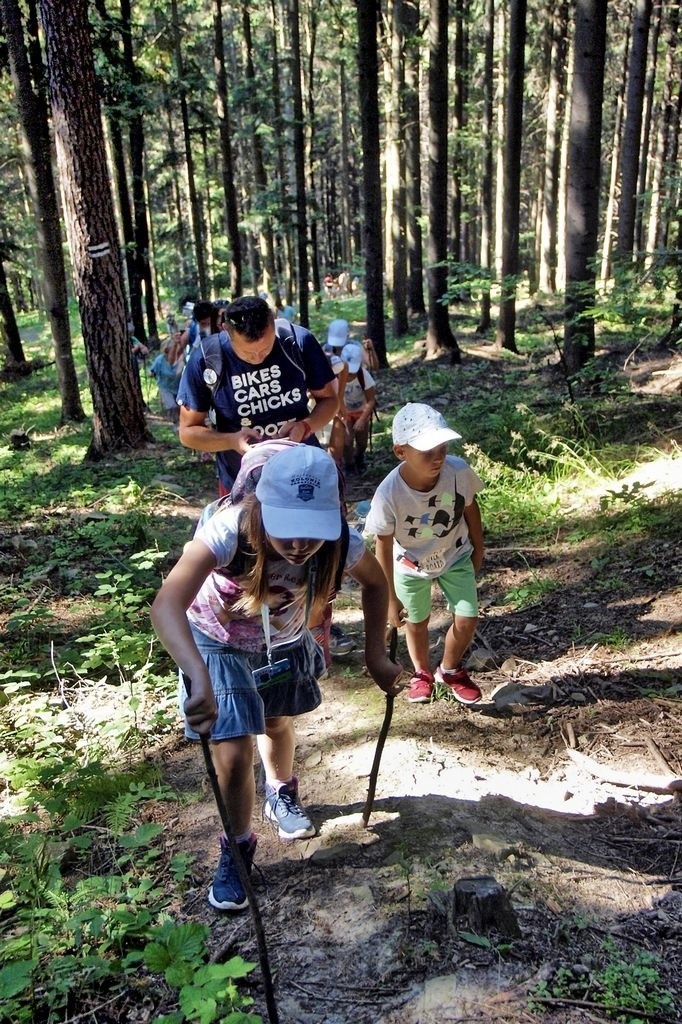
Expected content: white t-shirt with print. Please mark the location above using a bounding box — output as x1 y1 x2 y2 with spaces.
364 456 483 579
343 368 375 412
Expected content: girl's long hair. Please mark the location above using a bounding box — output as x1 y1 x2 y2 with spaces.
232 494 341 619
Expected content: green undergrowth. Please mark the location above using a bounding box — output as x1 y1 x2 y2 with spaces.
1 298 680 1020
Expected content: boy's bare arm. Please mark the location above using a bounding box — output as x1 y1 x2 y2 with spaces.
464 497 485 573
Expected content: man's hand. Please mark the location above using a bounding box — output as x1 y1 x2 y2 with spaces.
367 653 405 696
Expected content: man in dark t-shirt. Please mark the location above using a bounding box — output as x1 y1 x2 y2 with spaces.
177 297 337 495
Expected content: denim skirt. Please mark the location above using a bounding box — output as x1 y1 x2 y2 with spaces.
179 625 325 741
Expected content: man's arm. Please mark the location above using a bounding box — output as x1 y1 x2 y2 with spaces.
178 406 260 454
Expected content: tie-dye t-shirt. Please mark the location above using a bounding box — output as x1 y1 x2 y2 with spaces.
187 503 365 653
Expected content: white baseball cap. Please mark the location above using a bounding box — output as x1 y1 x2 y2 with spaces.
256 446 342 540
340 342 363 374
392 403 461 451
326 318 350 348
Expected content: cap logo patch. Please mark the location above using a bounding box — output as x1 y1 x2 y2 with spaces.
291 472 320 502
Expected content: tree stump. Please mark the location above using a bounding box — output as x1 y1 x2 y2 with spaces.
453 875 521 937
10 429 30 450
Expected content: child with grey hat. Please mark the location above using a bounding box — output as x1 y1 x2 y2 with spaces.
364 403 485 705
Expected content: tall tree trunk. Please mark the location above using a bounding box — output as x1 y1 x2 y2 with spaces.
634 0 661 253
477 0 494 332
1 0 84 421
538 0 568 295
339 59 353 271
163 89 191 288
616 0 653 260
450 0 464 263
404 0 425 317
644 3 680 261
564 0 608 374
290 0 310 325
170 0 207 297
120 0 157 338
241 2 276 298
0 256 26 364
214 0 242 298
38 0 151 457
387 0 408 337
425 0 460 359
495 0 526 353
356 0 387 364
599 24 628 287
303 5 320 312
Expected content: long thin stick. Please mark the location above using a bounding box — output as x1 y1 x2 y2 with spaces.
362 627 398 827
185 678 279 1024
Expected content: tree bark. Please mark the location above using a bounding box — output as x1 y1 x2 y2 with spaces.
38 0 152 457
477 0 494 332
120 0 157 338
170 0 207 298
357 0 387 365
616 0 653 261
214 0 242 298
290 0 310 324
538 0 568 295
1 0 84 421
404 0 425 317
387 0 408 337
0 256 26 364
425 0 460 360
564 0 608 374
495 0 526 353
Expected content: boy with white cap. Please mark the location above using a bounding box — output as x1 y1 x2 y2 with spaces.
364 403 485 705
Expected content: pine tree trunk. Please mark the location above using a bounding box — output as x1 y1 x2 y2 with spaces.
495 0 526 353
170 0 207 297
616 0 653 260
1 0 84 421
38 0 152 457
214 0 242 298
634 0 661 253
404 0 425 317
290 0 310 324
477 0 494 332
0 257 26 364
599 31 628 287
425 0 460 359
564 0 608 374
538 0 568 295
357 0 387 364
120 0 157 338
387 0 408 337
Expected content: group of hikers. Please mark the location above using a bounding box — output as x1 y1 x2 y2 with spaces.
150 295 485 912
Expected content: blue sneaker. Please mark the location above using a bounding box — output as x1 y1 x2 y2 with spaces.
208 833 256 911
263 777 315 839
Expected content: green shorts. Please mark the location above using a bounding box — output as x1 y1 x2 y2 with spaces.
394 555 478 623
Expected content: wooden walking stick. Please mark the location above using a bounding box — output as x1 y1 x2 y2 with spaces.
362 626 399 827
184 677 280 1024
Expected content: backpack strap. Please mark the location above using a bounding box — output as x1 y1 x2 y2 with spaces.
333 518 350 594
198 330 228 396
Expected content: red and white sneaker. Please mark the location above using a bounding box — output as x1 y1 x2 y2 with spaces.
435 665 482 705
406 670 434 703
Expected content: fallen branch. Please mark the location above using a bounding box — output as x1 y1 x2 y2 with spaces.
565 748 682 794
531 994 679 1024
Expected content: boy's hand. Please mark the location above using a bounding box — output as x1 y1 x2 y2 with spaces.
387 599 406 628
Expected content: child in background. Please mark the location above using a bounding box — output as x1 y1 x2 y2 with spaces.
150 340 182 423
364 403 485 705
329 341 376 474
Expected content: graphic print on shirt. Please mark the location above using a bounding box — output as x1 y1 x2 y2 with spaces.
403 490 464 541
229 362 306 437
